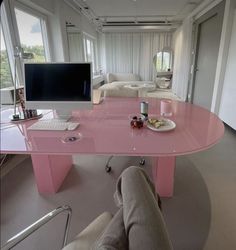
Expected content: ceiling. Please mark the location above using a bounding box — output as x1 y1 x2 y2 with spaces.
67 0 204 31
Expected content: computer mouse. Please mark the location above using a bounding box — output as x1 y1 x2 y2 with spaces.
67 122 80 131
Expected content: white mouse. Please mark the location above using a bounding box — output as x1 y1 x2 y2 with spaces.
67 122 80 131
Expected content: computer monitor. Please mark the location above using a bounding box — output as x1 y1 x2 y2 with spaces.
24 62 93 120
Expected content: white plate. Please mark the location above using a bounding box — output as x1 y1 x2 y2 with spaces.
147 118 176 132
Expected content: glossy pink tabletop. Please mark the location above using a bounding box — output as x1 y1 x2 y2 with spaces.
0 97 224 156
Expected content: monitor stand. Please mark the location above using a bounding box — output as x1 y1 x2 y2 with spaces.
54 110 72 122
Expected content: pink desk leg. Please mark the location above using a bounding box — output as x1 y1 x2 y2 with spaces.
31 154 72 194
152 156 176 197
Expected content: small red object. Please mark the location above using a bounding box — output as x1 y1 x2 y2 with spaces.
130 117 143 129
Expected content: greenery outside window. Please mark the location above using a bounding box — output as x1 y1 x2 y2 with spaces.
1 0 51 92
0 27 13 89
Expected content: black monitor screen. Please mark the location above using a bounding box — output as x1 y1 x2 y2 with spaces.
25 63 91 101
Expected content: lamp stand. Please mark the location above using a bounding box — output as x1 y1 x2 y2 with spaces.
11 47 42 122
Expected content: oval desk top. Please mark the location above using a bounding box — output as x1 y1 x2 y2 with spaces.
0 97 224 156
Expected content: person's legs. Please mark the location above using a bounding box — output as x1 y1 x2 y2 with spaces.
114 166 172 250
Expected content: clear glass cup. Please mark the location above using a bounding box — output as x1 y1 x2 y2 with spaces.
160 99 172 117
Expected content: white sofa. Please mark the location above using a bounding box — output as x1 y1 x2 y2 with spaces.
99 73 154 97
99 73 180 100
107 73 140 83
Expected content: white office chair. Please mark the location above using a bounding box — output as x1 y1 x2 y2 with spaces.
1 206 72 250
0 205 113 250
102 88 145 173
1 168 172 250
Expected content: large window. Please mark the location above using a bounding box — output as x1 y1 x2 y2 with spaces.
0 1 50 90
14 7 49 62
0 27 13 89
84 35 97 74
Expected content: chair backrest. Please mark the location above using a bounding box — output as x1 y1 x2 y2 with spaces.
107 73 140 83
103 88 138 97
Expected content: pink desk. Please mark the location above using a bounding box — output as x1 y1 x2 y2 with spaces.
0 98 224 197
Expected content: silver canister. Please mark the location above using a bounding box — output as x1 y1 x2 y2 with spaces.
140 101 148 120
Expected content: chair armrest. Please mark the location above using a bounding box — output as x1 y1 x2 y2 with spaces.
1 206 72 250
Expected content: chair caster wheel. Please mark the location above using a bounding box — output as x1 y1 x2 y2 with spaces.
139 159 145 166
105 166 112 173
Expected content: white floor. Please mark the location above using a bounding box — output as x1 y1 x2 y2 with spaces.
146 88 181 100
1 125 236 250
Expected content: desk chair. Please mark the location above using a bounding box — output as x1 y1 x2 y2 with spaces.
0 205 112 250
103 89 145 172
105 155 145 173
1 206 72 250
1 167 172 250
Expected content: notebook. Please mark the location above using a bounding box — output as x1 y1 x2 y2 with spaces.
93 90 103 104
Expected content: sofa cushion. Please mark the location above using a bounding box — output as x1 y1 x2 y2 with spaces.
107 73 140 83
99 81 154 91
103 88 138 98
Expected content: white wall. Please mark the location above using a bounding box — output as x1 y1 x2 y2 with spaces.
211 0 236 113
219 9 236 130
81 15 98 38
172 17 193 101
172 0 236 120
57 1 98 61
19 0 55 14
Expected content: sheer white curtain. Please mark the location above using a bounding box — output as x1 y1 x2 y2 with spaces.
172 18 193 100
101 32 172 81
67 32 84 62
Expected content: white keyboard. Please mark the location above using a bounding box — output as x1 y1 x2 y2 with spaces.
28 120 80 131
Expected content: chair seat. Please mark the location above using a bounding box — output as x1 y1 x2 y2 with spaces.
62 212 112 250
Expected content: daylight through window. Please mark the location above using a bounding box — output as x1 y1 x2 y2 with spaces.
0 27 13 89
14 8 47 62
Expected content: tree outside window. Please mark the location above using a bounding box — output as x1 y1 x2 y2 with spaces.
0 27 13 89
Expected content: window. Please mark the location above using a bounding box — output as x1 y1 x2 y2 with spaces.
14 7 49 62
84 35 97 74
1 1 50 88
0 27 13 89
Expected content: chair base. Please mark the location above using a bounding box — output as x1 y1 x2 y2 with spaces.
105 156 145 173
